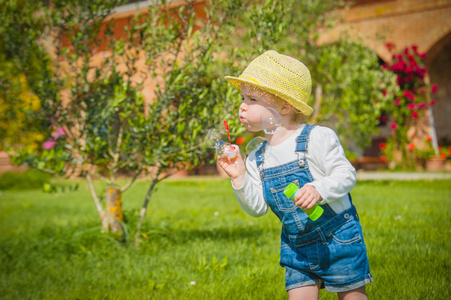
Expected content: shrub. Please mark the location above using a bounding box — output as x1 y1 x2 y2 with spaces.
0 169 51 190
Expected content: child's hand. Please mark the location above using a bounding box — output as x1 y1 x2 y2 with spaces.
294 185 323 210
217 147 246 187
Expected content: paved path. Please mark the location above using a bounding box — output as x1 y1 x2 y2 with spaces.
356 171 451 180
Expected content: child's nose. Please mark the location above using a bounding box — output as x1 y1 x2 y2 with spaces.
240 102 247 111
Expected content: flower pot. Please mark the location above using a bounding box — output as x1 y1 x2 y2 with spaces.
425 157 446 171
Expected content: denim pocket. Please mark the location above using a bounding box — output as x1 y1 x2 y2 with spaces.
328 219 362 245
270 179 300 212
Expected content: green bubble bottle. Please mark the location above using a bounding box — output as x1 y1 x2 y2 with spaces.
283 183 324 221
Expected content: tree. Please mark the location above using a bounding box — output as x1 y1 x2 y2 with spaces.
308 39 398 155
6 0 278 242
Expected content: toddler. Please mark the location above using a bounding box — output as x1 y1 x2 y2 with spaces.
218 50 373 300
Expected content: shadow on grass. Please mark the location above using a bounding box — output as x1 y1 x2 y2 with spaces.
140 225 275 246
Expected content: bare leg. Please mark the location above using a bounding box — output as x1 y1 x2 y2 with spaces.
337 286 367 300
288 283 321 300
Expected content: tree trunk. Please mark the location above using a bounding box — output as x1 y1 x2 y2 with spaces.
105 186 124 238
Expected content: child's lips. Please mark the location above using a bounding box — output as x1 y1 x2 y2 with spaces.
239 116 245 122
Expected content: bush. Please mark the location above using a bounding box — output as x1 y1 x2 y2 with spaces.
0 169 51 190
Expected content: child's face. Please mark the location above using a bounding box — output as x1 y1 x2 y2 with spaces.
239 83 282 132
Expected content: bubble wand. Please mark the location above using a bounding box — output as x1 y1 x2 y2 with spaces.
223 120 232 147
223 120 237 162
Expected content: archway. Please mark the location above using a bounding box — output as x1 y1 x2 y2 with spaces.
427 31 451 141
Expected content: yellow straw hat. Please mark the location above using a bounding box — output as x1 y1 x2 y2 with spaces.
225 50 313 116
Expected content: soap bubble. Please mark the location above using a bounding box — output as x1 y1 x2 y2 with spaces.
245 136 267 154
214 140 228 156
205 129 223 149
260 107 281 134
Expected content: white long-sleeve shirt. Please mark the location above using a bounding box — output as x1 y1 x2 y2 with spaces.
233 125 356 217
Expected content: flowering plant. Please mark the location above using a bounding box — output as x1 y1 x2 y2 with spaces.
381 44 439 168
412 136 435 160
438 147 451 159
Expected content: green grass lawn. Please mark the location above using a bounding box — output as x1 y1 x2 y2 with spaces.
1 177 450 299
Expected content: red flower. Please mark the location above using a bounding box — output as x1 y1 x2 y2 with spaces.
385 42 395 51
430 100 436 106
419 88 426 94
379 143 387 150
380 115 388 122
411 111 418 119
403 90 415 101
382 89 387 96
431 84 438 94
418 102 427 109
408 143 415 151
407 103 416 110
426 136 432 142
236 136 244 146
390 123 398 130
394 98 401 106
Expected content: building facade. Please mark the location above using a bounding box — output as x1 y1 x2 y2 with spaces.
319 0 451 143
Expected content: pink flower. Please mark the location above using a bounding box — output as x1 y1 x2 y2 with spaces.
382 89 387 96
50 127 65 140
419 88 426 94
390 123 398 130
411 111 418 119
430 99 436 106
42 141 56 150
56 127 65 136
394 98 401 106
431 84 438 94
418 102 427 109
407 103 416 110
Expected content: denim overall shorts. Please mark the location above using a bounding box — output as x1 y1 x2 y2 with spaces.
255 125 373 292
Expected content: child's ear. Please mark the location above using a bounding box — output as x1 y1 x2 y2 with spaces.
279 103 294 115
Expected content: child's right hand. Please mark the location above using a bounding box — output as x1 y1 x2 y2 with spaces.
217 147 246 187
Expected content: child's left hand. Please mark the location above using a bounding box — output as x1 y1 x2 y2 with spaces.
293 185 323 210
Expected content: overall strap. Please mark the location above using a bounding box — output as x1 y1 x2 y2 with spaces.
255 140 267 167
255 140 267 179
295 124 316 168
295 124 316 152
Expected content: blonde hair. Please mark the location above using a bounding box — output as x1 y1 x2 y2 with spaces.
241 82 305 124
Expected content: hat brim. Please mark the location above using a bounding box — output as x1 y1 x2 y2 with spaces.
225 75 313 117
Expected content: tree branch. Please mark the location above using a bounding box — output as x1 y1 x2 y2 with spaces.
86 171 107 230
121 168 142 193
